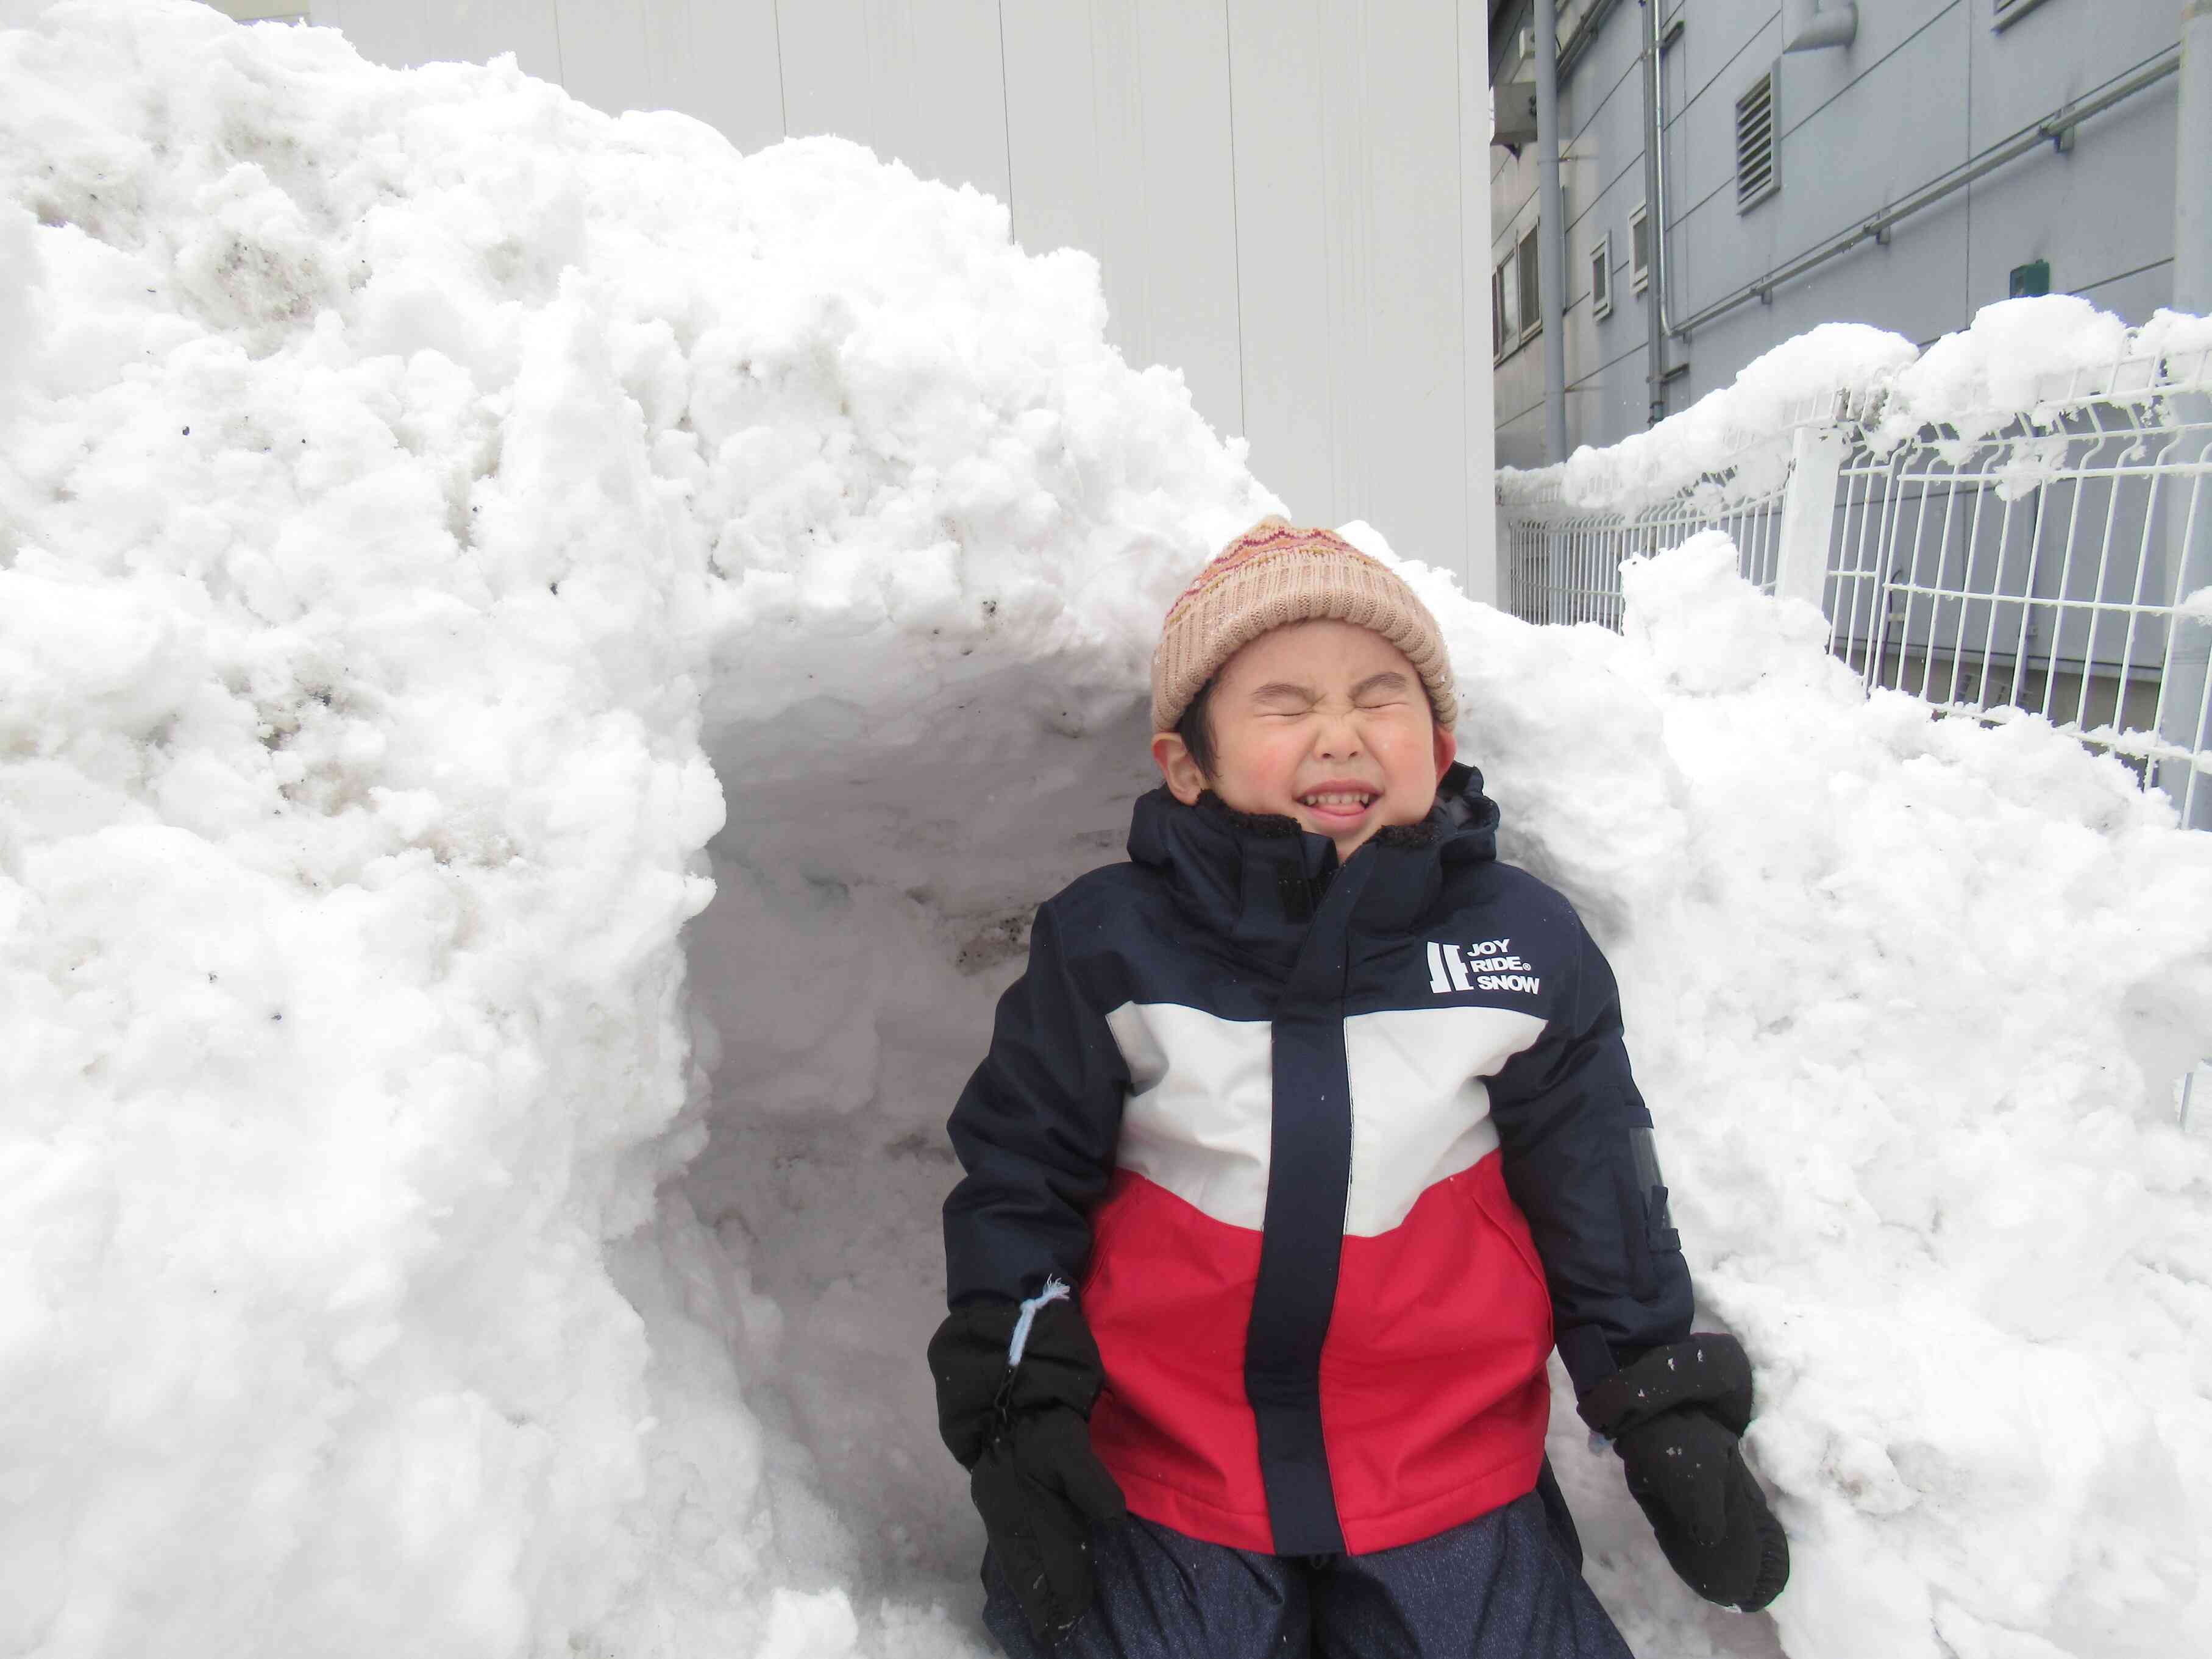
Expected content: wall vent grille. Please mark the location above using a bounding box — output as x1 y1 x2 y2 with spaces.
1736 68 1780 213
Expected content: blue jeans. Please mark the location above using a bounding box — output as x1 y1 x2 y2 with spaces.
982 1485 1634 1658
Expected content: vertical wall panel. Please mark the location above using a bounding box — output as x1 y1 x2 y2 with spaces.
1314 0 1370 518
439 0 561 82
552 0 652 122
998 4 1100 264
777 0 1009 203
314 0 561 82
1459 0 1498 602
1000 1 1242 447
643 0 784 155
1231 0 1468 574
210 2 318 20
1128 0 1241 446
770 0 870 146
1325 0 1466 575
311 1 560 82
1228 0 1338 525
310 0 433 70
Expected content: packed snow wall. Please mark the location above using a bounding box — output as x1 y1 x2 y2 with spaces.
1 5 2209 1658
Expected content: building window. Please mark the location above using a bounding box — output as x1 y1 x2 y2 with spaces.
1629 203 1651 295
1495 252 1519 360
1590 232 1613 320
1492 264 1507 358
1517 224 1542 341
1735 66 1780 213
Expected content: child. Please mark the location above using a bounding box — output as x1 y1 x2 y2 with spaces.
928 518 1787 1655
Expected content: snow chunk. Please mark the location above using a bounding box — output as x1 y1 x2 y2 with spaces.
1504 323 1917 514
1880 295 2133 445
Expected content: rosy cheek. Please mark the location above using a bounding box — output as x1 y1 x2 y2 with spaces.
1259 744 1306 799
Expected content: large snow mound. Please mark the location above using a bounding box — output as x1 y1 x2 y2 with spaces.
1 5 2208 1658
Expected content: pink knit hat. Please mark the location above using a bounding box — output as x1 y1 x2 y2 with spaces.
1150 517 1457 733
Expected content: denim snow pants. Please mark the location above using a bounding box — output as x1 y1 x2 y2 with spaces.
981 1483 1634 1659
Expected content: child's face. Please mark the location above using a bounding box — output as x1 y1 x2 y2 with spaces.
1151 619 1458 863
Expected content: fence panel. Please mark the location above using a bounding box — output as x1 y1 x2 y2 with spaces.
1826 403 2212 803
1504 477 1790 627
1497 357 2212 828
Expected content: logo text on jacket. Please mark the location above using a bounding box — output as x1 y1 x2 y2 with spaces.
1426 939 1541 996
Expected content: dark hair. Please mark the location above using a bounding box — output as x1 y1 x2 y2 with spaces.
1174 678 1217 781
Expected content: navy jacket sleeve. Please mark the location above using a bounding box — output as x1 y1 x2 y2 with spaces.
1485 917 1693 1396
942 898 1130 1309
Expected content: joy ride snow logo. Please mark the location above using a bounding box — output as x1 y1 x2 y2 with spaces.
1425 939 1542 996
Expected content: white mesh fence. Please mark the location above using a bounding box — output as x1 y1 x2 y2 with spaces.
1499 349 2212 831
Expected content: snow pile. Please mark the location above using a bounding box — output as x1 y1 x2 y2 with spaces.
1504 297 2212 514
1402 536 2212 1659
2 5 2210 1658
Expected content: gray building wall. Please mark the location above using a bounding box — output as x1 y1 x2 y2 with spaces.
1490 0 2186 469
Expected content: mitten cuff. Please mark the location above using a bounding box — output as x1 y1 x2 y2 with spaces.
1556 1325 1623 1397
1575 1333 1755 1441
928 1283 1107 1467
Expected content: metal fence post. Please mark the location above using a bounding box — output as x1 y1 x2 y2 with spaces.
2160 0 2212 828
1774 426 1846 615
2152 403 2211 829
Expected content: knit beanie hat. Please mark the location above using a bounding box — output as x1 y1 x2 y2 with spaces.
1151 516 1458 734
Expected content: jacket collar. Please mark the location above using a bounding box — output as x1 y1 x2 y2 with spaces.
1126 762 1501 951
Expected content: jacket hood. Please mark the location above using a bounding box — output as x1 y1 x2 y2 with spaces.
1126 762 1501 948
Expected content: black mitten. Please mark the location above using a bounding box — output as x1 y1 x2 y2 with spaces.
1576 1334 1790 1613
928 1290 1128 1641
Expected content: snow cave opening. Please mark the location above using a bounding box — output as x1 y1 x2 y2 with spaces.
665 657 1165 1615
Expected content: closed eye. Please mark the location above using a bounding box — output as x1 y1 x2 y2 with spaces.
1350 672 1414 706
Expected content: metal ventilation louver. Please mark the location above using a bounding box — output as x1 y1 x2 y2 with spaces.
1736 67 1779 213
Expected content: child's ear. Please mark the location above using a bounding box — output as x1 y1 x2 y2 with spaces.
1431 720 1457 783
1151 733 1207 805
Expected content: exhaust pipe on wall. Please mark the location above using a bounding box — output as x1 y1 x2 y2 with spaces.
1783 0 1858 54
1534 0 1568 463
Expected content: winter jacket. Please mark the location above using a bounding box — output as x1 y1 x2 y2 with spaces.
942 764 1693 1557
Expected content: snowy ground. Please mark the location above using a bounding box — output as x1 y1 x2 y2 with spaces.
2 5 2210 1658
